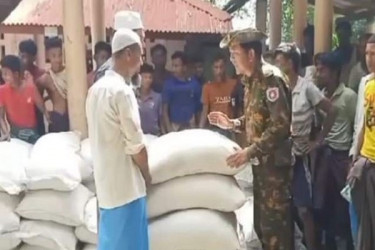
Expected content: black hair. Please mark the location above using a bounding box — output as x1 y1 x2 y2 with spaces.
368 34 375 44
336 20 352 33
213 53 226 63
275 43 301 72
315 52 341 72
239 41 262 59
19 39 37 56
191 55 204 64
140 63 154 74
151 44 167 56
303 24 314 38
94 41 111 55
45 37 63 51
171 51 188 65
1 55 22 73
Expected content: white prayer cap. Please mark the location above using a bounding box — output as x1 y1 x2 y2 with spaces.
112 28 141 54
114 11 144 31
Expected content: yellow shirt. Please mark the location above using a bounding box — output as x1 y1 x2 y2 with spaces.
361 79 375 161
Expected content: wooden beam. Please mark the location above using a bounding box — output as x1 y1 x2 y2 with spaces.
90 0 106 67
314 0 333 53
293 0 307 49
269 0 282 49
256 0 267 33
63 0 88 138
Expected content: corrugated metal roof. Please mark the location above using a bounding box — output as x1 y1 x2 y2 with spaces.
308 0 375 18
2 0 232 34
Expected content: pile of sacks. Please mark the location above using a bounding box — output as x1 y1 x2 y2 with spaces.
1 130 249 250
0 132 95 250
0 139 31 250
147 129 246 250
74 130 248 250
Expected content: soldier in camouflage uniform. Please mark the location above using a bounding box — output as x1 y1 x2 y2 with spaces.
208 28 294 250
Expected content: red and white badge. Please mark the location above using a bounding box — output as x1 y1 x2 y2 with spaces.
266 87 279 102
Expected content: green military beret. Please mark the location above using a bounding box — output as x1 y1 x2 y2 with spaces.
220 27 267 48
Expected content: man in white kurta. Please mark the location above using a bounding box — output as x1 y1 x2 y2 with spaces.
86 28 151 250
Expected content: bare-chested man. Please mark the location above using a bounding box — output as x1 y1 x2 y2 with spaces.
37 37 69 133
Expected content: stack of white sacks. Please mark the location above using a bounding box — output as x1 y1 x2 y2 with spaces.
0 139 31 250
0 130 249 250
0 132 95 250
76 129 248 250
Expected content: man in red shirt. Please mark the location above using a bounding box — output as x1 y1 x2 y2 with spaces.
19 39 46 136
0 55 50 144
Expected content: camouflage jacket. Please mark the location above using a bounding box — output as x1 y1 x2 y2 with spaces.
238 63 292 159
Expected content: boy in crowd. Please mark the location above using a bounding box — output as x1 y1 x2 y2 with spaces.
88 41 112 87
162 51 201 132
150 44 172 93
37 37 69 133
0 55 50 143
138 63 162 136
19 39 46 135
199 53 236 138
314 52 357 249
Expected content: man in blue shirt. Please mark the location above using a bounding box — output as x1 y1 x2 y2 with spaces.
162 51 201 132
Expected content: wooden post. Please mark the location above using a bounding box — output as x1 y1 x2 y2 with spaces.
34 34 46 68
90 0 106 66
269 0 282 50
256 0 267 34
293 0 307 49
63 0 88 138
314 0 333 54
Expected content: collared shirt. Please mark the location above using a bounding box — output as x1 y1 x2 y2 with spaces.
86 70 146 209
323 83 357 151
162 76 201 124
350 73 375 156
138 90 162 135
292 76 324 155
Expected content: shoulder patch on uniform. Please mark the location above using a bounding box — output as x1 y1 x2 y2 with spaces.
266 87 279 102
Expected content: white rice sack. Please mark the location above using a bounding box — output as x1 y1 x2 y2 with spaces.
19 244 50 250
0 139 31 194
235 198 259 247
16 185 93 226
82 244 96 250
26 132 92 191
144 134 158 144
75 197 97 244
0 232 21 250
148 129 245 183
82 180 96 194
26 150 91 191
31 132 81 155
148 174 246 218
0 193 20 234
235 163 253 189
150 209 240 250
80 139 92 166
19 220 77 250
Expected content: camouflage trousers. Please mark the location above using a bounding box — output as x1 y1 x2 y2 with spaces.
252 157 294 250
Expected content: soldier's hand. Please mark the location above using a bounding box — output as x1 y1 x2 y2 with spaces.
207 112 233 130
227 148 248 168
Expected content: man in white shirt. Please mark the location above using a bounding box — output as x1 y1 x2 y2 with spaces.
86 29 151 250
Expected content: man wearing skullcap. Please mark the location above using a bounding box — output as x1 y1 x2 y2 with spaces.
86 28 151 250
94 10 145 83
208 27 294 250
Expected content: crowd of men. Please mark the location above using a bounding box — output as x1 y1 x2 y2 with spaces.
1 8 375 250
